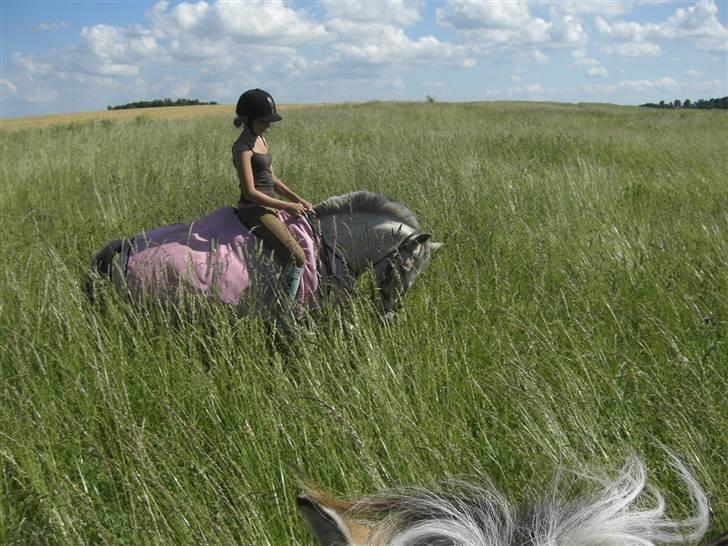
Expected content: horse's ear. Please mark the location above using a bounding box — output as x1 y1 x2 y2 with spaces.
297 493 370 545
297 494 351 545
412 233 431 244
430 241 444 253
410 233 444 254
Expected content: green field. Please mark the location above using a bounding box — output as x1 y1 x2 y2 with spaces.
2 102 727 544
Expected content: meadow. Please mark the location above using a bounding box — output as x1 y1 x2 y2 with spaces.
1 101 727 544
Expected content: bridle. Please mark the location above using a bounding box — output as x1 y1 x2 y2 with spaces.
304 211 418 307
374 232 422 313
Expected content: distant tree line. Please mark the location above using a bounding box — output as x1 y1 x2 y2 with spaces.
640 96 728 109
107 98 218 110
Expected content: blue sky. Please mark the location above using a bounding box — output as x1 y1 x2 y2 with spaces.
1 0 726 118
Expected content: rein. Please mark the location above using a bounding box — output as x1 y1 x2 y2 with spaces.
304 211 355 294
303 210 414 296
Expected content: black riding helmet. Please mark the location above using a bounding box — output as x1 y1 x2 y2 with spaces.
235 88 282 125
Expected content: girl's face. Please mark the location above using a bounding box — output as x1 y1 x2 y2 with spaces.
252 119 271 136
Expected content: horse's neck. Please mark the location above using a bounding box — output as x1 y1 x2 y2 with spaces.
320 213 414 273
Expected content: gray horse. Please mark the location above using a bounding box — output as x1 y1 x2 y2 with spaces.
87 191 442 322
299 455 720 545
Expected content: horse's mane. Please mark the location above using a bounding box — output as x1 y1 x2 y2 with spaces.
341 455 710 546
315 191 421 231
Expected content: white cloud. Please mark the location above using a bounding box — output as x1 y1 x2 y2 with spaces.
167 36 233 62
1 79 18 95
12 52 52 76
35 21 70 32
582 76 678 93
594 16 658 41
532 50 550 64
595 0 728 55
437 0 587 53
506 83 545 96
587 66 609 77
172 80 192 97
548 0 675 18
14 24 163 85
543 1 636 18
482 83 546 98
321 0 425 26
8 0 328 99
325 19 473 69
662 0 722 37
594 15 663 57
684 79 727 93
9 24 166 111
148 0 328 47
550 14 588 44
582 77 727 99
685 69 702 77
481 82 545 97
437 0 532 29
142 0 328 77
75 24 162 76
603 42 662 57
5 0 476 115
333 32 470 68
571 49 600 66
661 0 728 52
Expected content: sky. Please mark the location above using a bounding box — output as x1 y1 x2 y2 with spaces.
1 0 727 119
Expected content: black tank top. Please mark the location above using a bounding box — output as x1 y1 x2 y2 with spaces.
232 135 275 207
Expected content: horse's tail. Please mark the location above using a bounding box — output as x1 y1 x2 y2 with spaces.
83 239 124 302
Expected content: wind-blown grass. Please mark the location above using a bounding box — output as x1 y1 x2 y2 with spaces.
1 102 726 544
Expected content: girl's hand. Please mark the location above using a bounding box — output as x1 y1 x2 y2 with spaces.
298 198 314 211
286 202 306 217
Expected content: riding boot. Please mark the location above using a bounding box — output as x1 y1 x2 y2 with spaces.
277 263 304 336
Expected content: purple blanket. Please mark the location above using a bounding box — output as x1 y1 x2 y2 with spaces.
125 207 318 306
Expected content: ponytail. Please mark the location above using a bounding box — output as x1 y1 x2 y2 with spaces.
233 116 244 128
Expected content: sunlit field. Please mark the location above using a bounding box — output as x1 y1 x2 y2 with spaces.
1 101 726 544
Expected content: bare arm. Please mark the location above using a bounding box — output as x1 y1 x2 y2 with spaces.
272 169 313 210
239 150 306 214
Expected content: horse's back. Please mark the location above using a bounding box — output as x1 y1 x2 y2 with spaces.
125 207 318 306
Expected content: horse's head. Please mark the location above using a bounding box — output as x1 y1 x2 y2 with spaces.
315 192 443 318
374 232 443 321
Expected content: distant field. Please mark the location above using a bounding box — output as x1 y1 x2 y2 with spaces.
1 101 726 544
0 102 326 131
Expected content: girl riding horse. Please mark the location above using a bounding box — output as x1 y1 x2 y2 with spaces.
232 88 313 329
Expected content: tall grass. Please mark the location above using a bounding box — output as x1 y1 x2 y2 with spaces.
1 102 726 544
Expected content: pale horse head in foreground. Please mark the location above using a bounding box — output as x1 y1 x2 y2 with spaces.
298 454 725 546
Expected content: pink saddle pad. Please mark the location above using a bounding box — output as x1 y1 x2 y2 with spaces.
125 207 318 306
